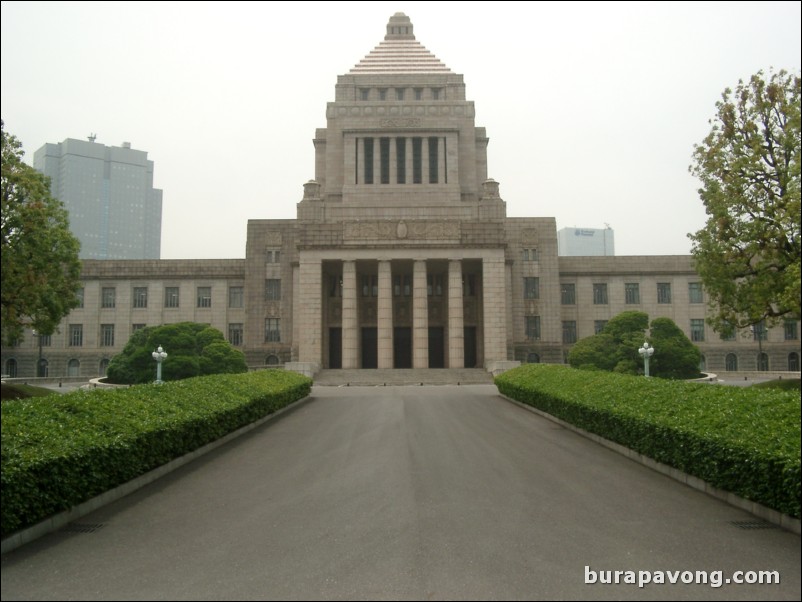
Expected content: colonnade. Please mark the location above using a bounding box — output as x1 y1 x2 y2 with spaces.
295 249 507 371
356 136 447 185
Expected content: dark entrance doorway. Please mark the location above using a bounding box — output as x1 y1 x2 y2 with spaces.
329 328 342 369
394 327 412 368
464 326 477 368
362 327 377 368
429 326 444 368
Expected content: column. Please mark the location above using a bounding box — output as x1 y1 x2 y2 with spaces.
291 264 300 359
373 137 380 186
406 137 414 185
298 257 323 367
413 259 429 368
448 259 464 368
345 135 357 186
445 133 456 185
377 260 393 369
342 260 358 369
438 137 446 185
421 135 429 185
389 137 397 185
482 253 508 366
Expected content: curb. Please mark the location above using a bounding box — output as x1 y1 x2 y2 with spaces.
498 393 801 535
1 393 316 555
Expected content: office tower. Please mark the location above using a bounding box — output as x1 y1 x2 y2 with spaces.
34 137 162 260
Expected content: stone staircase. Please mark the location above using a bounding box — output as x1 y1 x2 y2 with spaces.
313 368 495 386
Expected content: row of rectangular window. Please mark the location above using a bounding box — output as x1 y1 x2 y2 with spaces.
558 282 704 305
32 317 802 350
11 350 797 377
88 284 280 309
65 320 282 347
359 87 442 101
554 319 798 344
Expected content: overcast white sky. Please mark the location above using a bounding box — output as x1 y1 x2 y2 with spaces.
2 1 800 259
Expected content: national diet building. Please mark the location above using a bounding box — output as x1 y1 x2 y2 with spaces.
3 14 800 380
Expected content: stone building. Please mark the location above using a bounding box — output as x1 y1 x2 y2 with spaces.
2 14 800 379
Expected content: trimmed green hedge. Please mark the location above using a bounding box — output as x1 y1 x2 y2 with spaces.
495 364 800 518
1 370 311 536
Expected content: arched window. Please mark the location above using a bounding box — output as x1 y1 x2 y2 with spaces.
5 358 18 378
725 353 738 372
526 352 540 364
265 355 280 366
757 353 769 371
37 359 49 378
99 358 110 376
67 359 81 377
698 354 706 372
789 352 800 372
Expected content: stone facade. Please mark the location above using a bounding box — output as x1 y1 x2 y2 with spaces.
2 14 800 379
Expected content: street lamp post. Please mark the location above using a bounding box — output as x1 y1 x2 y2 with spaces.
638 342 654 377
152 345 167 384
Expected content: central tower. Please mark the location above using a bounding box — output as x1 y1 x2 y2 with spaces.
299 12 497 216
252 14 513 376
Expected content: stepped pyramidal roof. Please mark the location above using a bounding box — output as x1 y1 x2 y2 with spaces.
349 13 452 74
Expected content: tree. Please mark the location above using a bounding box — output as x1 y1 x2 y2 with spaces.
648 317 702 379
106 322 247 384
1 121 82 346
688 69 801 336
568 311 701 379
568 311 648 375
566 333 618 372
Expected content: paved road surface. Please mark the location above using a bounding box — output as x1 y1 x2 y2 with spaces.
1 385 799 600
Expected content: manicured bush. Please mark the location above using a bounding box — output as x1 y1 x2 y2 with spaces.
568 311 702 379
649 317 702 378
569 311 648 374
495 364 800 518
1 370 311 536
106 322 247 384
752 379 801 391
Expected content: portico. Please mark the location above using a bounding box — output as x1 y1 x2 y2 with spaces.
294 247 507 371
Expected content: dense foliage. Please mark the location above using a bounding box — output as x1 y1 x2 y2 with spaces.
1 370 312 536
496 364 800 518
648 317 702 378
106 322 247 384
689 69 801 336
567 311 701 378
1 122 82 346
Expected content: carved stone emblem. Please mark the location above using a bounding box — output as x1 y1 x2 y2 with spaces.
344 220 460 241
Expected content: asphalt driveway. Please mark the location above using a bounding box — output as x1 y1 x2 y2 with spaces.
1 385 799 600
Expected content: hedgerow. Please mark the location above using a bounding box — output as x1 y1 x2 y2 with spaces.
495 364 800 518
1 370 311 536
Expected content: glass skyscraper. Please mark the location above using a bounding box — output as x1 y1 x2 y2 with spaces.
34 137 162 260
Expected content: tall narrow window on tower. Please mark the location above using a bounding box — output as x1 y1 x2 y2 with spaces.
428 137 439 183
412 137 422 184
396 138 406 183
380 138 390 184
364 138 374 184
